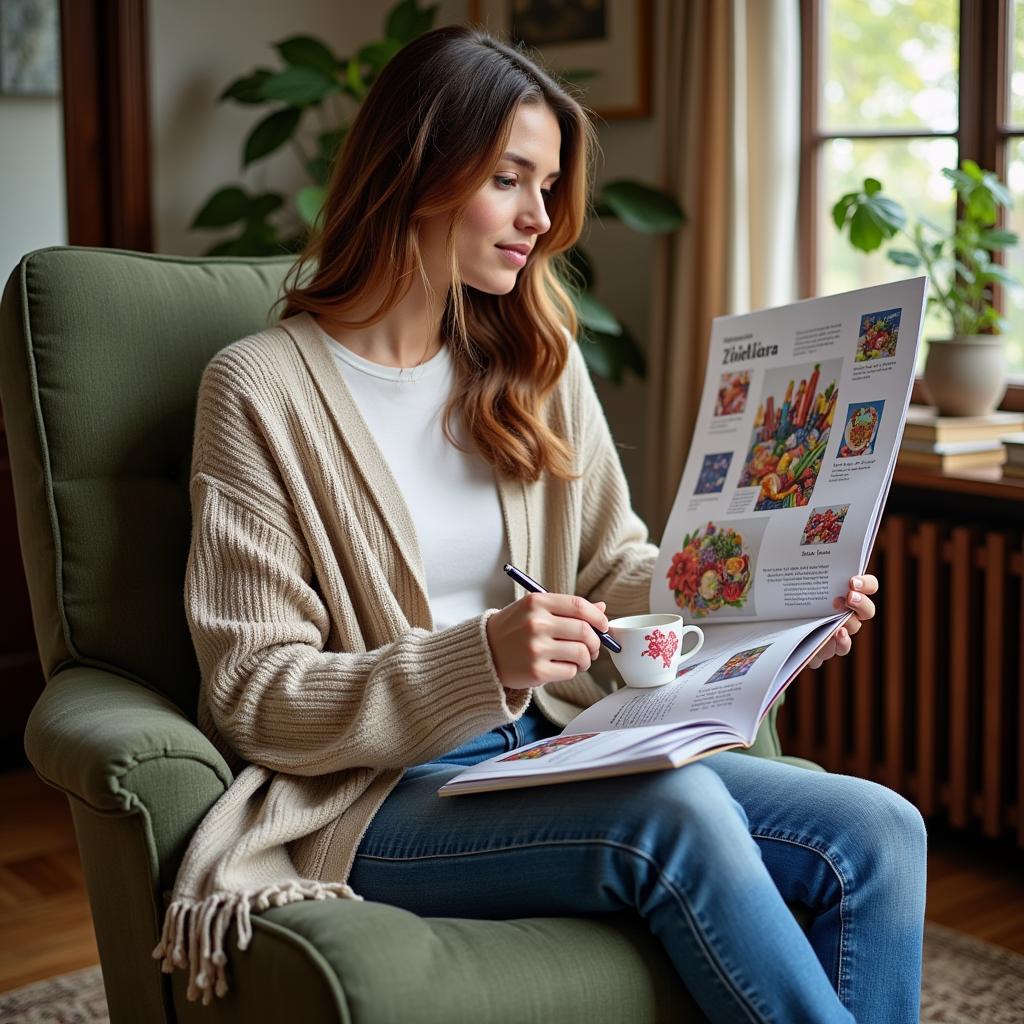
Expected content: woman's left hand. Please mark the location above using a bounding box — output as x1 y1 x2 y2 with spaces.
808 574 879 670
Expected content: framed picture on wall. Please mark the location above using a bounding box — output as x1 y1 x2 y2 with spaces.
0 0 60 96
468 0 652 120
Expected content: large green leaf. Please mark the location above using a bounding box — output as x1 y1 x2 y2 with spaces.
886 249 921 268
275 35 340 78
578 327 647 384
261 66 337 106
297 185 326 227
358 39 402 77
248 192 284 221
344 57 367 98
318 127 346 160
597 180 685 234
192 187 283 230
192 186 249 228
560 68 599 84
832 179 906 253
307 156 332 186
579 336 617 380
243 107 302 166
577 291 622 336
386 0 437 44
979 228 1019 249
219 69 273 104
977 262 1021 287
203 220 281 258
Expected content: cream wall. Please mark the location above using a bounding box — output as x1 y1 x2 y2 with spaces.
0 96 66 284
148 0 658 522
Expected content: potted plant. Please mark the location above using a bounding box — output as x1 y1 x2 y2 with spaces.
831 159 1021 416
189 0 684 385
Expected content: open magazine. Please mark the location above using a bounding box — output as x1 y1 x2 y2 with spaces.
438 277 928 796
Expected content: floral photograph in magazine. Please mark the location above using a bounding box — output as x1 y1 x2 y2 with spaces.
664 518 768 619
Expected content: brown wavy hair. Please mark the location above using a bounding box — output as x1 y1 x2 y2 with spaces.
276 25 597 483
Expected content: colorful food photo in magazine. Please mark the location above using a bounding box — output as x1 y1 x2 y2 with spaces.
499 734 596 761
695 452 733 494
664 517 768 619
737 359 841 511
707 645 770 683
837 400 884 458
800 504 850 546
714 370 751 416
855 307 901 362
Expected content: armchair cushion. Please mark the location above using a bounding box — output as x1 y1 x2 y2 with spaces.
0 247 294 712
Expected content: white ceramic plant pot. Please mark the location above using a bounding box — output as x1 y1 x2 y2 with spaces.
922 336 1008 417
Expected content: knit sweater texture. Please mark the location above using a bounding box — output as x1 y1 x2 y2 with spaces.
152 310 658 1003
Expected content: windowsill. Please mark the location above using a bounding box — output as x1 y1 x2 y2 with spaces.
892 461 1024 503
898 378 1024 502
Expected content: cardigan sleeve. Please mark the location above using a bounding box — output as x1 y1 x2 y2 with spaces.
186 474 529 776
569 345 659 617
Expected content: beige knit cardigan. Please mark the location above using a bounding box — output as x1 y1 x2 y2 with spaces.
152 311 659 1004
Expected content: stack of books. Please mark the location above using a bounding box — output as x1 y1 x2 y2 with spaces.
1003 434 1024 480
898 406 1024 472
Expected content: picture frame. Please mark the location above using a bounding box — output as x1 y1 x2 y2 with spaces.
468 0 652 120
0 0 60 97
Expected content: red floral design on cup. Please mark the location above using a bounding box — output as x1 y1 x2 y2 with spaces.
640 628 679 669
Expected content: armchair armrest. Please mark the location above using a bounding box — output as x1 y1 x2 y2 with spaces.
24 665 233 888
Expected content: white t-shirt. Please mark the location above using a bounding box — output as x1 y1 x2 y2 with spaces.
318 325 514 631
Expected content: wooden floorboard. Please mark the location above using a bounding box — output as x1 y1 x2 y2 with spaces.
0 766 1022 994
0 766 100 992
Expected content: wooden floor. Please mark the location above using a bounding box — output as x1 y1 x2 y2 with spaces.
1 765 1022 994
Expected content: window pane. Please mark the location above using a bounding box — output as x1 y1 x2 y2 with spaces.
996 140 1024 376
818 137 959 373
1011 1 1024 126
822 0 959 132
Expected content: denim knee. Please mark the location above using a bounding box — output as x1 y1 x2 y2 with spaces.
612 762 756 863
842 780 927 889
865 784 926 853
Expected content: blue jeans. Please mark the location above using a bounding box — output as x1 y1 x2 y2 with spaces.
349 704 927 1023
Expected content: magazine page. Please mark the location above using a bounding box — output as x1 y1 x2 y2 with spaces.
437 721 744 795
568 616 839 738
651 277 927 625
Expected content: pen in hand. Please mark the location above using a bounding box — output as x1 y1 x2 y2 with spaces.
503 562 622 654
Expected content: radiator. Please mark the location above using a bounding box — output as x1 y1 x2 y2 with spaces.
776 513 1024 848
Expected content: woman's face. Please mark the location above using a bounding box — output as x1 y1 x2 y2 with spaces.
422 102 563 295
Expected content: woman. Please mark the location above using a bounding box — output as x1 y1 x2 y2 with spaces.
154 25 925 1022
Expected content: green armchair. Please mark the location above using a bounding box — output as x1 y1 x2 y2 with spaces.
0 247 816 1023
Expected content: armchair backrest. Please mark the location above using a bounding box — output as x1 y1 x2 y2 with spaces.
0 247 293 715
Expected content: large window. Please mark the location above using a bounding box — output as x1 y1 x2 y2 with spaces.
801 0 1024 399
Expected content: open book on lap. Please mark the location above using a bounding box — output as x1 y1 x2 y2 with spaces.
439 277 928 796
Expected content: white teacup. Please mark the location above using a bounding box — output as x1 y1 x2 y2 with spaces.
607 613 705 687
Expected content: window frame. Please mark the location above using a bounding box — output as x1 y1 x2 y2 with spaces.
799 0 1024 413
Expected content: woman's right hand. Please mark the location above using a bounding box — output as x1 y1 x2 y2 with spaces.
485 592 609 690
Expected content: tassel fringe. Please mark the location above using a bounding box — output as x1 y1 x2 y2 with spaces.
152 881 363 1004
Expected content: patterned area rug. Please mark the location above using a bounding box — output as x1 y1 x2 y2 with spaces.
0 923 1021 1022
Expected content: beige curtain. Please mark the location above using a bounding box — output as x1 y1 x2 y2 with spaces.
645 0 800 536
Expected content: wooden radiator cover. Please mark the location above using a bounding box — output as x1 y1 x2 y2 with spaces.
777 513 1024 848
